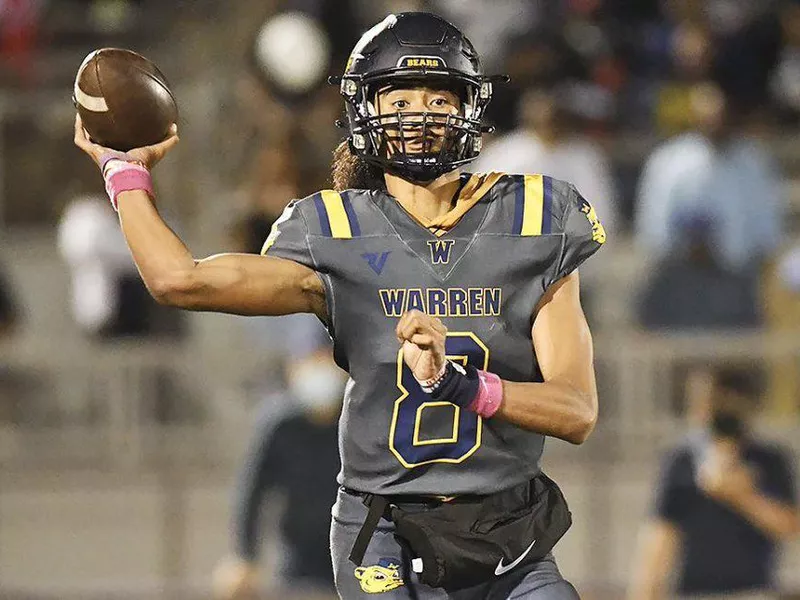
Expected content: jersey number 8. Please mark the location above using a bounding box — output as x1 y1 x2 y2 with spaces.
389 332 488 468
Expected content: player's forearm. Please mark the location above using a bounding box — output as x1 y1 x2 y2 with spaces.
496 379 597 444
116 190 197 302
727 491 800 540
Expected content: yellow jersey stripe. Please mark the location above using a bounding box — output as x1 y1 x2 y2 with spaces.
521 174 544 236
321 190 352 239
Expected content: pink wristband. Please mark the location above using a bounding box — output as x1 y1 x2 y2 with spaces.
103 160 153 210
468 370 503 418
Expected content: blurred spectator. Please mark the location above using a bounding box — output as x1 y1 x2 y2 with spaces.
635 82 783 277
637 213 761 329
628 366 799 599
484 28 589 133
231 138 302 256
771 0 800 124
428 0 541 72
0 260 18 337
474 86 618 235
0 256 21 423
57 193 183 339
0 0 44 85
777 243 800 293
214 316 344 600
249 10 333 108
57 194 141 337
708 2 781 116
57 193 187 425
654 21 715 135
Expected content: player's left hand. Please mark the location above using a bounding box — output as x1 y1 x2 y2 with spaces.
396 310 447 382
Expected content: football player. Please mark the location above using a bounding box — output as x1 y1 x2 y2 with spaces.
75 12 605 599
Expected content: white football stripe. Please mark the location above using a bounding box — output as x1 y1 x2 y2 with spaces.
74 83 109 112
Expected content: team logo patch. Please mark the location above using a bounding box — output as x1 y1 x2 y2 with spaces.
398 55 446 69
362 251 391 275
354 557 404 593
579 199 606 245
427 239 454 264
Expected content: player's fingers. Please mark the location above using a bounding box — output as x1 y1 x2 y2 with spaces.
73 113 90 148
73 113 81 140
158 131 180 152
395 314 407 341
138 127 180 165
396 313 434 342
404 310 435 333
74 115 105 164
396 318 416 342
408 332 435 349
397 321 425 344
429 317 447 336
395 310 418 341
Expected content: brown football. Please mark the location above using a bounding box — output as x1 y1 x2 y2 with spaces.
74 48 178 151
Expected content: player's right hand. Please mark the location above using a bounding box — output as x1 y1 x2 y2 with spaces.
396 310 447 382
74 113 180 170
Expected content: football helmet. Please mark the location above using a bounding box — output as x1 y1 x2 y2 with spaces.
331 12 505 183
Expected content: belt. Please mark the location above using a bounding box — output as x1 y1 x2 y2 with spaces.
342 485 482 567
341 485 463 506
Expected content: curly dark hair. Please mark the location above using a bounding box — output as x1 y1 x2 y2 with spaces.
330 140 386 192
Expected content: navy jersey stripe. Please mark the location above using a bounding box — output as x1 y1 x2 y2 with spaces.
313 193 332 237
541 176 553 234
341 191 361 237
512 175 525 235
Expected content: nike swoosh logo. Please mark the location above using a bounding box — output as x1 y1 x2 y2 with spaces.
494 539 536 576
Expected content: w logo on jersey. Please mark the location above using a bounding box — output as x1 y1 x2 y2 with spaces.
427 239 455 264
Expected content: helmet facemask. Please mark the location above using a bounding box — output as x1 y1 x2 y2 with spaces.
341 74 493 183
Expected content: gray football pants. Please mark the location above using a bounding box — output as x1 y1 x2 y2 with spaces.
330 488 580 599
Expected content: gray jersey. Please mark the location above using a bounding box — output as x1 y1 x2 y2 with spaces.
263 172 605 495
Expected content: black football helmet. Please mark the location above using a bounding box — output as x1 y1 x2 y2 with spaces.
331 12 505 183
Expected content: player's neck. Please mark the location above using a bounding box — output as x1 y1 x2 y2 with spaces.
384 170 462 222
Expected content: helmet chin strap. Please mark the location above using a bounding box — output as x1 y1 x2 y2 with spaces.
383 159 456 184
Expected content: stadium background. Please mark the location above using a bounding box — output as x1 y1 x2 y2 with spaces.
0 0 799 598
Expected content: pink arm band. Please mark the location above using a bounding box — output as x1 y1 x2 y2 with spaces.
468 370 503 418
103 160 154 211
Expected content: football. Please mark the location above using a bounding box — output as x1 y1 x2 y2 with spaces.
73 48 178 151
